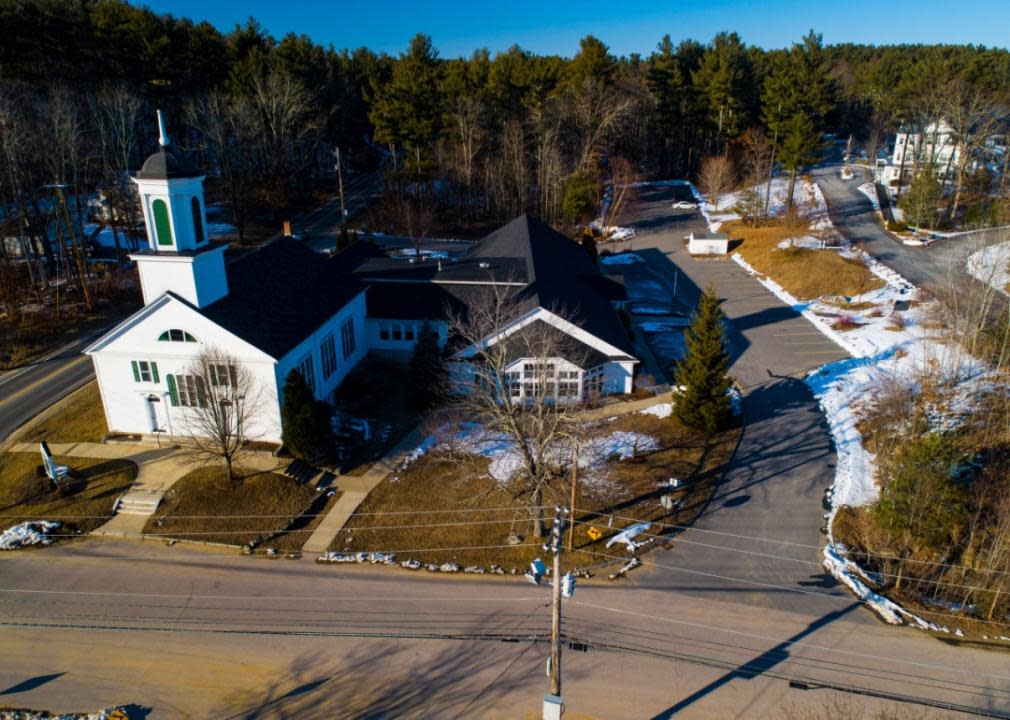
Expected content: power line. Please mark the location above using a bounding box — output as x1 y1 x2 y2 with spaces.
570 518 1010 595
570 598 1010 684
571 547 1010 631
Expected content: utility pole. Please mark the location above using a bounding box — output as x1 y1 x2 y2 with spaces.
568 446 578 551
543 506 569 719
334 147 347 224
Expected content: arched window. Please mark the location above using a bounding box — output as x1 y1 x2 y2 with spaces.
191 197 205 244
158 329 198 343
152 199 173 246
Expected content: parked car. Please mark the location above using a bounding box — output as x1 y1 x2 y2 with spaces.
671 200 696 211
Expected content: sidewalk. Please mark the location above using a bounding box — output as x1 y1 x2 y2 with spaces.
301 426 424 554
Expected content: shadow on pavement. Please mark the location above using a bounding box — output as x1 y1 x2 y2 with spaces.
649 603 860 719
0 673 65 695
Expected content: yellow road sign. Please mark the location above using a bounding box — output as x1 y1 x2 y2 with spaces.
586 527 602 541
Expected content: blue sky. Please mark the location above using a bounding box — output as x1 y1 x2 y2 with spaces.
141 0 1010 57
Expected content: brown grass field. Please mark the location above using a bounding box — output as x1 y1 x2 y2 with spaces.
334 411 740 572
145 465 338 550
15 381 108 444
0 452 137 535
726 219 883 300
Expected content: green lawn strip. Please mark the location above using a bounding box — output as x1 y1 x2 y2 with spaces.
0 452 137 535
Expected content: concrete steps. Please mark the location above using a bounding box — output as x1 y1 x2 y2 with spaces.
115 492 163 515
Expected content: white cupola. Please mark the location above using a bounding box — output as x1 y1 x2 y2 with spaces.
130 110 228 308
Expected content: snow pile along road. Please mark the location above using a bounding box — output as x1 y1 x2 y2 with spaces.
0 520 61 550
966 241 1010 296
699 176 830 232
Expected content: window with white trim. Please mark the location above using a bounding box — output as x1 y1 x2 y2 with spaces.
392 324 402 341
321 333 338 380
208 364 237 387
158 329 197 343
295 353 316 394
341 318 356 359
131 360 159 384
405 324 416 342
379 322 390 341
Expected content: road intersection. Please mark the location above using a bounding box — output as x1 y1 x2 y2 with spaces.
3 182 1010 718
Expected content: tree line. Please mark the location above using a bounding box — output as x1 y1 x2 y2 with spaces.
2 0 1010 257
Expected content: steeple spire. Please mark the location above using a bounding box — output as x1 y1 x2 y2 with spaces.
156 109 169 148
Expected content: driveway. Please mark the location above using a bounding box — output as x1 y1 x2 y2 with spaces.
811 163 1008 289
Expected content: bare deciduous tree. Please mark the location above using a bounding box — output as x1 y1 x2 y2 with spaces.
447 286 588 538
697 154 737 205
180 348 263 483
602 155 639 230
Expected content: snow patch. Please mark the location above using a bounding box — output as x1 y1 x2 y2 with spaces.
639 403 672 419
0 520 61 550
966 242 1010 297
857 182 881 211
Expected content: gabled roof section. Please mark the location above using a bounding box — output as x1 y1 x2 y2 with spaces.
84 292 178 354
199 238 378 359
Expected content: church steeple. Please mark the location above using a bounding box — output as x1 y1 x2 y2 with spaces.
130 111 228 308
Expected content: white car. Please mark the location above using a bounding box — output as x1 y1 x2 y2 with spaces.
671 200 696 211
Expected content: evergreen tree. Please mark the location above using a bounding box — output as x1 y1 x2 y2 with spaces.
280 369 331 461
580 227 598 264
408 321 446 410
901 167 943 230
562 171 598 222
692 32 755 151
672 286 733 433
368 33 442 178
761 31 834 211
337 224 350 251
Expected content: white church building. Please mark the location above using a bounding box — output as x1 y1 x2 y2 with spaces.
86 115 638 444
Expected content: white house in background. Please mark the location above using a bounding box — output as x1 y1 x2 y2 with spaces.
687 231 730 255
876 119 965 194
86 117 637 443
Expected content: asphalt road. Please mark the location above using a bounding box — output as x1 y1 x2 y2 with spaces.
811 163 1009 289
3 186 1010 718
0 169 385 443
0 333 100 442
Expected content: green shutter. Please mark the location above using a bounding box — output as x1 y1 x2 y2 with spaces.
208 365 218 386
151 362 159 384
166 375 179 406
195 376 207 407
131 361 140 382
152 199 173 246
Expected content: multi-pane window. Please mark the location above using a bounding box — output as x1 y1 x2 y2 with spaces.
295 353 315 394
321 333 338 380
166 374 206 407
379 323 390 341
392 324 402 341
405 324 416 342
341 318 356 359
158 329 197 343
131 360 159 383
208 364 236 387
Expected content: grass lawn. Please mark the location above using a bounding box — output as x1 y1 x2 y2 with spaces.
334 411 740 572
145 465 338 549
0 452 137 535
15 381 108 444
727 219 883 301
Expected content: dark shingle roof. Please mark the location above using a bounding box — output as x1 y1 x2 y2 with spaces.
356 214 635 359
137 149 199 180
200 239 377 359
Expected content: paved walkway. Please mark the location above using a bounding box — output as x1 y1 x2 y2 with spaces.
301 426 425 554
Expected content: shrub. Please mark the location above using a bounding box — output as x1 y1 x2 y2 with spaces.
562 171 598 223
408 320 446 411
886 220 908 232
280 369 332 461
831 315 862 331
